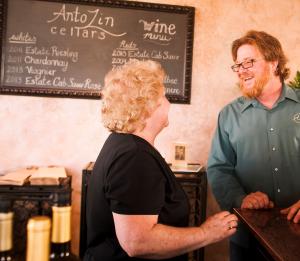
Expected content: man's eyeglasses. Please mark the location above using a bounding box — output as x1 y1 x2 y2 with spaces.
231 59 262 72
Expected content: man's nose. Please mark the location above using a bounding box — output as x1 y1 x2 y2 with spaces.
238 65 249 76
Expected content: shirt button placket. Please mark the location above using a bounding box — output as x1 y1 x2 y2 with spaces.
274 168 280 193
268 125 281 196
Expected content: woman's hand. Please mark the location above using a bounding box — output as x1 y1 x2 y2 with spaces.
200 211 238 245
280 200 300 223
112 211 237 259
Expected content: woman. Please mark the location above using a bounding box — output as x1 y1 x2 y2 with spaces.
84 59 237 261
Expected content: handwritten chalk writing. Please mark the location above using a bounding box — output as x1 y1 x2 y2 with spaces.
118 40 137 50
24 56 69 72
151 50 162 59
143 33 171 42
164 75 178 85
128 50 150 59
150 51 180 60
47 5 113 26
6 65 23 74
50 46 79 62
25 46 78 62
112 49 127 57
112 58 127 65
162 51 179 60
112 64 126 70
25 75 52 86
139 19 176 35
139 19 175 44
25 66 56 76
112 40 138 58
52 77 102 89
5 75 22 84
166 87 180 94
8 46 23 53
2 1 188 100
24 75 102 89
25 46 50 56
47 4 126 40
69 78 101 89
7 55 22 63
50 25 107 40
53 77 68 87
69 78 83 88
8 32 36 44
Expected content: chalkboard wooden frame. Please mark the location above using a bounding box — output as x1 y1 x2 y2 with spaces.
0 0 194 103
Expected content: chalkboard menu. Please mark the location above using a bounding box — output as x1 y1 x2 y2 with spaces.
0 0 194 103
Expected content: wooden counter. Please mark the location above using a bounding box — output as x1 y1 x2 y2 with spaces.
234 208 300 261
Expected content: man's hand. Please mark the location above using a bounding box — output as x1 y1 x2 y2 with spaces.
280 200 300 223
241 191 274 209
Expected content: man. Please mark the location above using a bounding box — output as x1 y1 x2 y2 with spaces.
207 30 300 261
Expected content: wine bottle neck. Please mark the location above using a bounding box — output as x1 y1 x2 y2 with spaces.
0 212 13 253
51 206 71 244
26 216 51 261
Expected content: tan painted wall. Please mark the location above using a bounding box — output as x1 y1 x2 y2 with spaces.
1 0 299 260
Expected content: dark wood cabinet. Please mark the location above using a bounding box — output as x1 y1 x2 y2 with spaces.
0 177 72 259
172 164 207 261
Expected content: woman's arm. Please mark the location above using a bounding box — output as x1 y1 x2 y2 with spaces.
113 211 237 259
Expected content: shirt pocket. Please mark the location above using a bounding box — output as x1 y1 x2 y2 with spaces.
287 126 300 156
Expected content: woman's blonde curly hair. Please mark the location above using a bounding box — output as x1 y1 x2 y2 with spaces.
101 59 166 133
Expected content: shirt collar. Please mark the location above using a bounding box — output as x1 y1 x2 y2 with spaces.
240 84 300 113
283 84 300 103
240 97 258 113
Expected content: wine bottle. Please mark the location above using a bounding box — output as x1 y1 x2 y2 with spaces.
50 205 78 260
26 216 51 261
0 198 13 261
0 212 14 261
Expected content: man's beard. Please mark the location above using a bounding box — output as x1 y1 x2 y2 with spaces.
239 69 270 99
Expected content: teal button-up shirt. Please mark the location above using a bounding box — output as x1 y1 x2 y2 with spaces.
207 85 300 211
